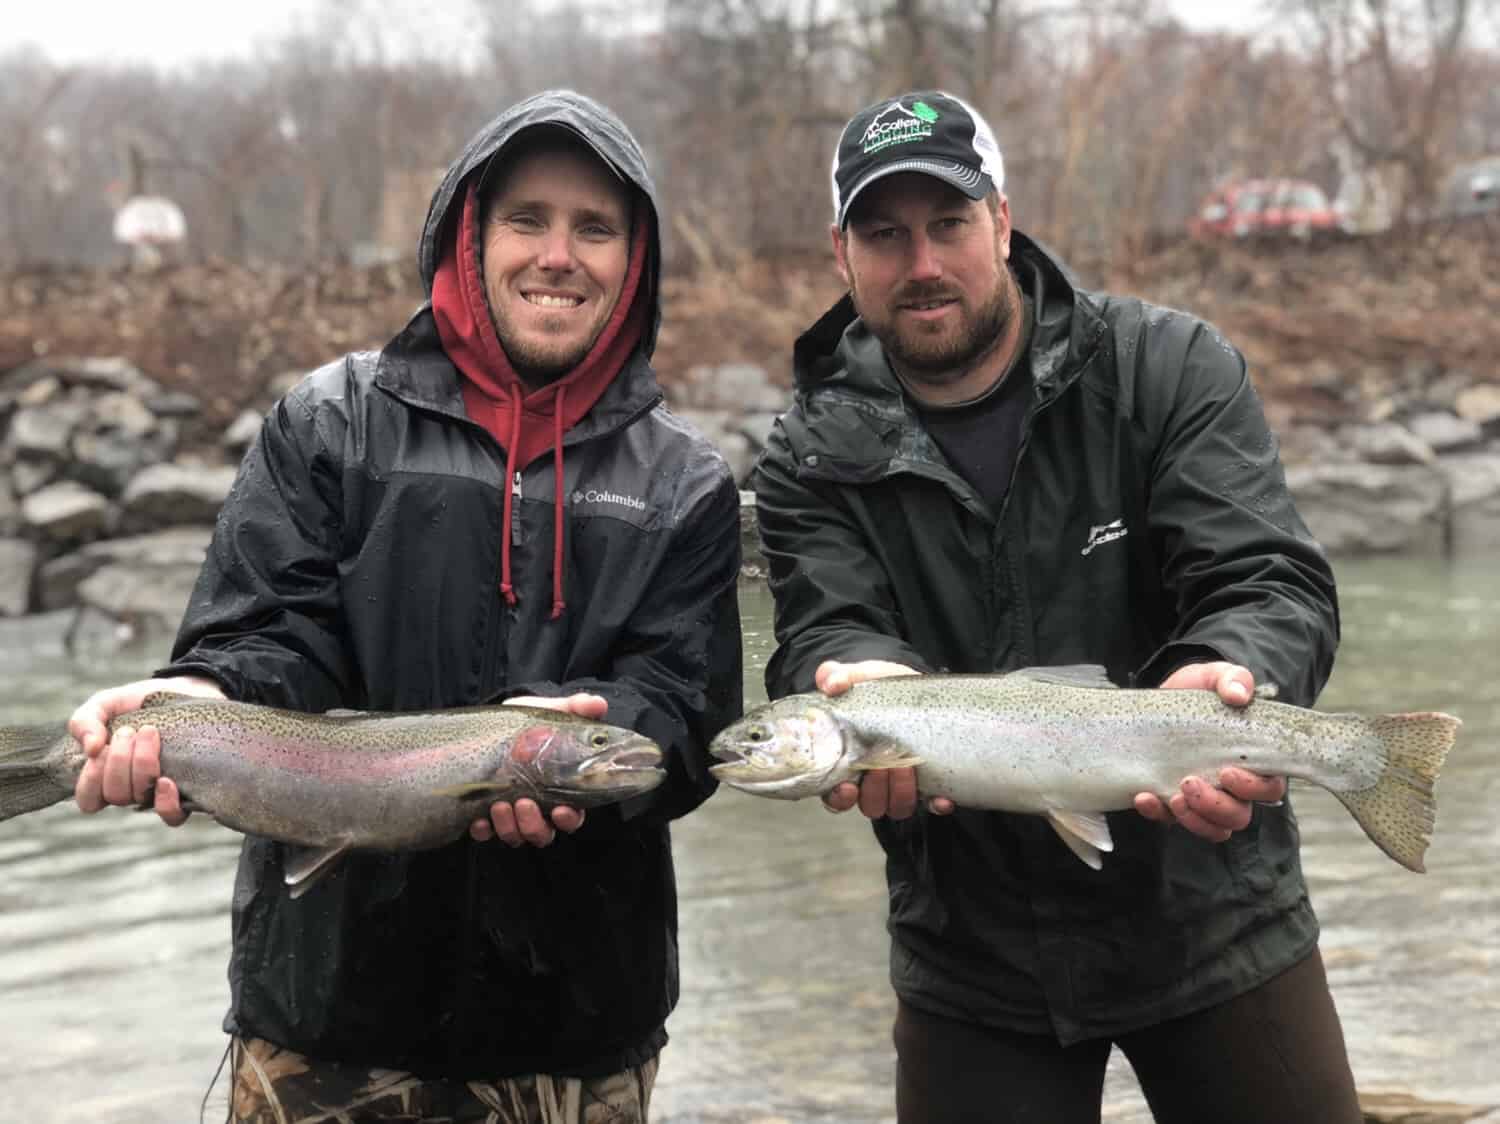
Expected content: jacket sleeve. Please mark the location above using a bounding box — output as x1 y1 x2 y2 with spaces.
155 378 356 713
754 417 936 700
1132 322 1339 706
496 468 744 827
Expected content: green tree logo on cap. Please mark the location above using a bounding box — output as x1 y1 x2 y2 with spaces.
912 101 940 123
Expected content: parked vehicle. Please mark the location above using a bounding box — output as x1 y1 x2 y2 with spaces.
1188 178 1349 241
1437 157 1500 218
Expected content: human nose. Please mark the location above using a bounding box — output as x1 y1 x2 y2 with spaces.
907 233 942 281
535 228 576 272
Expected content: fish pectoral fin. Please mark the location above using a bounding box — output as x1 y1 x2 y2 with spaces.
283 840 355 900
1009 665 1118 690
428 782 513 798
850 741 925 772
1046 809 1115 871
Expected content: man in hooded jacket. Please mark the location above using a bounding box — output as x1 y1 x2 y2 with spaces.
754 91 1360 1122
66 90 743 1122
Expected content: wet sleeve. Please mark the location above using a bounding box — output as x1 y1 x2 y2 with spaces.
495 469 745 828
1133 323 1339 706
155 380 355 713
753 418 934 700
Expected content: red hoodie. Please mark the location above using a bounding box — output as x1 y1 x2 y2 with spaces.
430 179 651 619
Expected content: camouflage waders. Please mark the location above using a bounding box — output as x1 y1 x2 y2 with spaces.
225 1036 658 1124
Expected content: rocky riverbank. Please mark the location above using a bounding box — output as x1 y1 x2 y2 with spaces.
1 347 1497 662
2 230 1498 659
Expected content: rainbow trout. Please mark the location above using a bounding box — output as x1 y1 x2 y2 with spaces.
0 692 666 896
709 666 1461 873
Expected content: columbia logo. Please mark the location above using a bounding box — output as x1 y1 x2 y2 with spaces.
1081 518 1127 556
571 488 646 512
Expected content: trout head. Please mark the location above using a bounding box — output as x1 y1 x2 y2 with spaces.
500 722 666 808
708 700 853 800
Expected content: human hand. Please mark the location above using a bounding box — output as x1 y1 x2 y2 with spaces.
813 659 954 820
70 676 226 824
1133 661 1287 842
468 692 605 846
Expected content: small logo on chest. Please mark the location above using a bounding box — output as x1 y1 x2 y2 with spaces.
571 488 646 512
1081 518 1128 556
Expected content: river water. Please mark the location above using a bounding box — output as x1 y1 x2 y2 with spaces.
0 556 1495 1123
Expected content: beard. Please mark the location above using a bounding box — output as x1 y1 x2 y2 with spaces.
852 263 1018 390
488 307 604 387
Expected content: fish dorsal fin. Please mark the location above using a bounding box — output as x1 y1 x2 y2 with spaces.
283 840 354 899
323 708 365 717
1009 665 1118 690
139 691 208 709
1254 683 1279 700
1046 809 1115 870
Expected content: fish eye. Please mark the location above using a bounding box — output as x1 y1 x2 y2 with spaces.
746 726 767 743
590 732 610 748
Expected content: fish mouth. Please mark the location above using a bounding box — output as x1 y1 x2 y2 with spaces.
576 742 665 788
609 747 664 769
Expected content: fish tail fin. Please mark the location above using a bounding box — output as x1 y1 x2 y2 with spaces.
1331 711 1461 873
0 724 75 821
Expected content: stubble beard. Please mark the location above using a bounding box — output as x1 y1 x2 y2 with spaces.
488 305 602 387
854 260 1018 390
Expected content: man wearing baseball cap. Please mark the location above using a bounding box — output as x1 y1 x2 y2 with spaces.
754 91 1360 1122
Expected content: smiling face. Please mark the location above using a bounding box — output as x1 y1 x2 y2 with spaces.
480 134 633 386
833 173 1021 405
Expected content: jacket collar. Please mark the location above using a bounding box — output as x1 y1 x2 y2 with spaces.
373 305 662 445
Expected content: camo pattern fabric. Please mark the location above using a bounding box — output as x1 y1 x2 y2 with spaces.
226 1036 658 1124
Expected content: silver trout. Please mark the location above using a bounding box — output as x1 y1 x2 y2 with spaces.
0 692 666 896
708 666 1460 873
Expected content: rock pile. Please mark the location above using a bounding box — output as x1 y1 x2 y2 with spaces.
0 355 288 655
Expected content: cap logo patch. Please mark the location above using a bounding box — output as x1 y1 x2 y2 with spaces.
860 99 940 155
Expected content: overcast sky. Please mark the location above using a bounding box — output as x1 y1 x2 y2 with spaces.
5 0 1268 69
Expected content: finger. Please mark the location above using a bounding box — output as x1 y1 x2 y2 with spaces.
100 726 139 807
513 799 555 847
1133 792 1172 823
1216 666 1254 707
130 726 163 807
857 770 890 819
75 756 105 814
1218 768 1286 804
1179 777 1252 833
564 694 608 720
551 806 585 834
814 661 852 697
885 768 918 820
822 782 859 813
469 817 495 842
69 700 112 758
154 777 189 827
489 802 523 847
1167 797 1233 843
927 796 956 815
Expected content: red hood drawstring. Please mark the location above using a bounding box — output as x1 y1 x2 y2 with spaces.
432 179 650 620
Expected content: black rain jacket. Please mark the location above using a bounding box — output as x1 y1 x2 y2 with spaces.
754 232 1339 1044
158 90 743 1078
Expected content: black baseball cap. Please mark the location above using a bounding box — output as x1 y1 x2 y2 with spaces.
831 90 1005 228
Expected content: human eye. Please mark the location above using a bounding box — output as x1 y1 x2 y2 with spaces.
578 221 621 242
504 210 544 232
